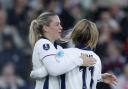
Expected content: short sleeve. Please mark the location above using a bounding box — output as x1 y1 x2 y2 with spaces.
36 39 57 60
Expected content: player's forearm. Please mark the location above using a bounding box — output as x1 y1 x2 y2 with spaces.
30 67 48 79
42 55 83 76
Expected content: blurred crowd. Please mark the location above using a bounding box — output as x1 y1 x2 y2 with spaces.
0 0 128 89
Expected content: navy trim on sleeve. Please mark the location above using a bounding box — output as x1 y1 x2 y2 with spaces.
41 54 56 60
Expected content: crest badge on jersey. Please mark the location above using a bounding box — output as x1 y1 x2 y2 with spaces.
43 44 50 50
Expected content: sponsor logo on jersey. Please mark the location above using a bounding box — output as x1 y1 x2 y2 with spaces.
43 44 50 50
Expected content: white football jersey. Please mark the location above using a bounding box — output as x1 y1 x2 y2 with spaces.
32 38 83 89
63 48 102 89
32 38 61 89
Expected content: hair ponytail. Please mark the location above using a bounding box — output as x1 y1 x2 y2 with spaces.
29 20 40 48
29 12 57 48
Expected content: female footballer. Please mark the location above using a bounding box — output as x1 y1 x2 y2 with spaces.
29 12 96 89
30 19 117 89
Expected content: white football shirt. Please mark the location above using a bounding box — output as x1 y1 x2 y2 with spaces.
63 48 102 89
32 38 83 89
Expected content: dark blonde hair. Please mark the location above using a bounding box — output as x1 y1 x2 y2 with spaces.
29 12 56 47
71 19 99 49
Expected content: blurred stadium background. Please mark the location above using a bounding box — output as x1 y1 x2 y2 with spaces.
0 0 128 89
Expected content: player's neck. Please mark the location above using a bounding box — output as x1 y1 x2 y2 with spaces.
75 43 92 51
43 34 55 43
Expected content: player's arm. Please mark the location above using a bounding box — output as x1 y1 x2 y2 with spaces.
38 40 83 76
30 54 82 79
30 51 96 79
30 66 48 79
101 73 118 85
41 53 83 76
96 56 117 85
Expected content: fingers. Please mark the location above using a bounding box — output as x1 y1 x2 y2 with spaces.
110 76 118 86
87 62 96 66
80 53 97 67
83 59 96 67
112 75 118 82
106 79 118 86
88 60 96 64
80 53 87 59
103 73 118 86
108 74 118 83
113 81 118 85
110 81 118 86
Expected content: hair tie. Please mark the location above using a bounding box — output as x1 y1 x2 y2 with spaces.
33 19 38 24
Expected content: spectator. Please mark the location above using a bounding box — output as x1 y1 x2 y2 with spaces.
0 62 28 89
113 64 128 89
103 42 126 75
0 34 27 79
0 8 24 51
7 0 29 39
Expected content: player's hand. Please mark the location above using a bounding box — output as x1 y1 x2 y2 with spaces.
80 53 96 67
102 73 118 86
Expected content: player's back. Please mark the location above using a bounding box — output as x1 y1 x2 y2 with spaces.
63 48 102 89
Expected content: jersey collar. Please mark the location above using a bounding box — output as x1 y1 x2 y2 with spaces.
40 36 58 49
40 36 49 40
75 43 92 51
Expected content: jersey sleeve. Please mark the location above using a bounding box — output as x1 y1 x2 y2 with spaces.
38 39 56 60
37 39 83 76
30 66 48 79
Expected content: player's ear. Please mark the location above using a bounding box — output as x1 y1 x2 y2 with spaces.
43 25 49 32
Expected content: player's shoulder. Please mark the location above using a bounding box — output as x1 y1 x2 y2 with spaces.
34 38 53 50
35 38 53 46
92 52 101 61
63 48 80 52
36 38 51 45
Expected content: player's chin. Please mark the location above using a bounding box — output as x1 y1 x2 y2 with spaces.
57 34 61 39
55 36 61 41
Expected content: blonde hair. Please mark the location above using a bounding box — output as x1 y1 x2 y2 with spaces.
29 12 56 48
71 19 99 49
